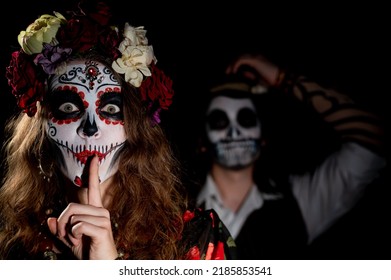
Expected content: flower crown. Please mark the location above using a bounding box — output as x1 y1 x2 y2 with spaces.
5 1 174 125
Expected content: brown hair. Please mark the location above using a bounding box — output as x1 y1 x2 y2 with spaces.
0 55 188 259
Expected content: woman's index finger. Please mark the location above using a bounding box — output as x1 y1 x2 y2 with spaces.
88 155 103 207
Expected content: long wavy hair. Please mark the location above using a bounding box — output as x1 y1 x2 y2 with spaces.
0 55 188 259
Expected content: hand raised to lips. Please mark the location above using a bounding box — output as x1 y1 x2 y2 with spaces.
79 154 101 188
86 155 103 207
47 155 118 259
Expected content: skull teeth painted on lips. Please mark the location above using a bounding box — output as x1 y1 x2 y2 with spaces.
54 139 124 165
217 139 256 150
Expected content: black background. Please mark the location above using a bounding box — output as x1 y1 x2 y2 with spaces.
1 0 390 259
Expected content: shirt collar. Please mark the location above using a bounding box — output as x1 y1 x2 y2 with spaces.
197 173 264 238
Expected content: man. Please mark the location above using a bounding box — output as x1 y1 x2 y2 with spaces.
194 54 386 259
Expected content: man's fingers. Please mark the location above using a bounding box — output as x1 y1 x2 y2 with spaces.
88 155 103 207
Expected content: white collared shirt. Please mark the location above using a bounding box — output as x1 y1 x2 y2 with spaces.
197 142 386 243
197 174 264 239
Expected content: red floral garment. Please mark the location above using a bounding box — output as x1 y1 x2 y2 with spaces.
3 206 237 260
181 208 237 260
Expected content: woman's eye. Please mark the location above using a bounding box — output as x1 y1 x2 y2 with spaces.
101 104 120 114
58 102 79 113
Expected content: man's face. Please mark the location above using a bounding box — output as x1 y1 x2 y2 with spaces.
206 95 261 169
46 59 126 187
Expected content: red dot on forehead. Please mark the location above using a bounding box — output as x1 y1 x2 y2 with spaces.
87 66 98 77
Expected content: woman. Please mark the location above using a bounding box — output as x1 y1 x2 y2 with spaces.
0 0 235 260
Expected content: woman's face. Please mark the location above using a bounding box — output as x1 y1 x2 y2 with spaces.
46 59 126 187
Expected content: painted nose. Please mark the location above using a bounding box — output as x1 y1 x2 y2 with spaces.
80 117 100 138
227 125 241 139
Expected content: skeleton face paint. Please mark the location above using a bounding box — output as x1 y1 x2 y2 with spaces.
206 96 261 169
46 59 126 187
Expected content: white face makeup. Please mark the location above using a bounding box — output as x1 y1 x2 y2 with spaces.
46 59 126 187
206 95 261 169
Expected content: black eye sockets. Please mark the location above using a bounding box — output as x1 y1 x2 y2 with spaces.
207 107 257 130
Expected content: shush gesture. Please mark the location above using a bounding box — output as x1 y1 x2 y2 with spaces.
47 155 118 260
1 2 240 261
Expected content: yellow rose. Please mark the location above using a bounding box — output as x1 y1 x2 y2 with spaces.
17 12 66 55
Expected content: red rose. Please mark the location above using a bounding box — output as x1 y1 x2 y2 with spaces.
140 64 174 110
56 1 118 56
78 0 112 26
99 27 121 60
139 64 175 125
57 17 101 53
5 50 46 117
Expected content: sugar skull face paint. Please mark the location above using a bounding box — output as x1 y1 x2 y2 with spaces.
206 95 261 169
46 59 126 187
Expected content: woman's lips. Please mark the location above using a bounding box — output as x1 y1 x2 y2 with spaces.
75 150 104 164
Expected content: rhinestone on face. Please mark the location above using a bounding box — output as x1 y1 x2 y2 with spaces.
88 67 97 76
84 63 101 90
